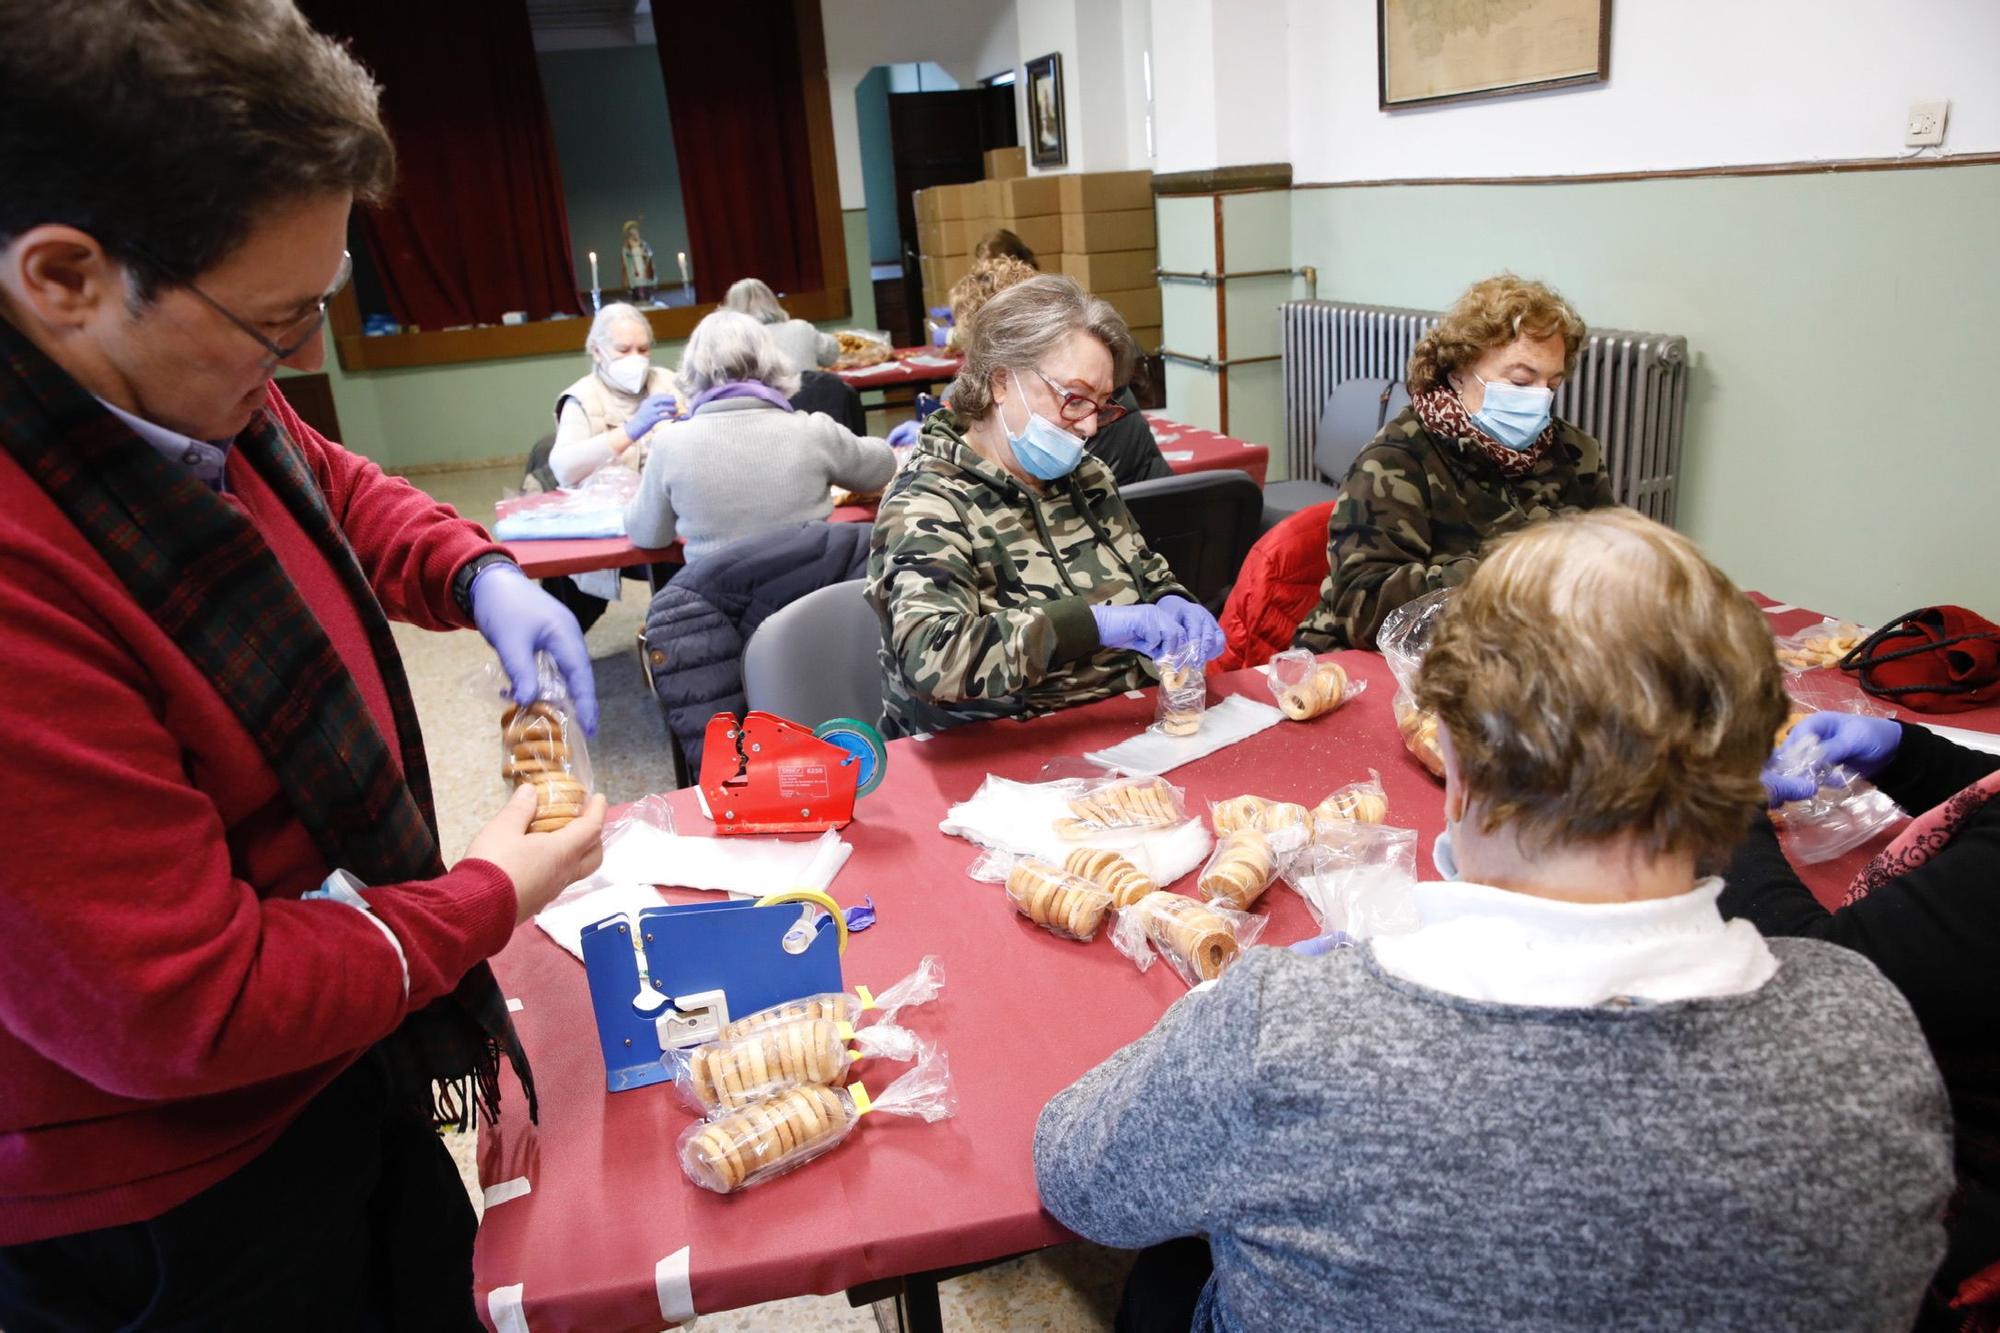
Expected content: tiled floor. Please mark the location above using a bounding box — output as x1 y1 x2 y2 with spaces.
404 465 1134 1330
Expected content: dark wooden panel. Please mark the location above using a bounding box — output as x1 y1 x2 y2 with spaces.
888 86 1018 335
279 372 342 443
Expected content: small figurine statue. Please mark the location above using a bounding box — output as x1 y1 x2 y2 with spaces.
621 219 657 302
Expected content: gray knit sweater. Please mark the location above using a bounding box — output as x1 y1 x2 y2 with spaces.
1034 940 1952 1332
622 398 895 562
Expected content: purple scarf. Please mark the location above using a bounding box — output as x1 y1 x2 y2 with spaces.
688 381 795 414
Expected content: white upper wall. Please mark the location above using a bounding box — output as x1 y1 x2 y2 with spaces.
1287 0 2000 183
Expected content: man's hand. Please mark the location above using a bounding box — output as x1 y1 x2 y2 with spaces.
462 785 608 926
469 562 599 734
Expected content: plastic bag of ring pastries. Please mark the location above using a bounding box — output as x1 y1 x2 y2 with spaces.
677 1047 957 1194
1766 736 1906 864
714 955 945 1041
1110 890 1267 989
1054 774 1191 839
1153 639 1209 738
468 651 595 831
969 848 1115 942
1266 648 1368 722
671 1016 928 1115
1378 589 1453 779
1197 824 1308 912
1208 793 1315 839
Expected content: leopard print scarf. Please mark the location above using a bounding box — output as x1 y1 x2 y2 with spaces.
1412 384 1555 480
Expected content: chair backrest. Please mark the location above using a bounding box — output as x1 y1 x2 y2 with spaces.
1313 377 1399 483
790 370 868 436
1118 469 1264 611
741 578 884 728
524 430 558 493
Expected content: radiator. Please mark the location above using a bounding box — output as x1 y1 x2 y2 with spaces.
1280 300 1690 524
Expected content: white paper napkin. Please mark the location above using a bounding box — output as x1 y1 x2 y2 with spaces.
939 775 1214 886
1083 694 1287 776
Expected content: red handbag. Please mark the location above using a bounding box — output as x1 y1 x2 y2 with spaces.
1841 605 2000 712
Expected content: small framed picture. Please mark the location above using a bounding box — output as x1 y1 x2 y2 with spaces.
1025 52 1066 168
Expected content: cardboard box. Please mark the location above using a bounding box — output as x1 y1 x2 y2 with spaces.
1127 324 1162 351
1008 214 1063 258
1001 175 1062 220
935 216 989 257
1062 208 1157 254
984 146 1027 180
1098 285 1163 328
1059 249 1158 293
919 182 977 221
966 179 1003 219
1058 170 1153 215
921 252 974 294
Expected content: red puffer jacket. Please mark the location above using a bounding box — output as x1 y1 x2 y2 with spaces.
1214 500 1337 672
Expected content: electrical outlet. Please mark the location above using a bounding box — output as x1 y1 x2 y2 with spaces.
1906 99 1949 147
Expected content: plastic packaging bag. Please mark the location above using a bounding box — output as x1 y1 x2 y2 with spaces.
674 1017 926 1114
1055 775 1189 838
1110 891 1266 987
832 328 894 369
1209 794 1314 838
1378 589 1453 779
1267 649 1367 721
470 652 595 830
1774 618 1868 673
1154 641 1208 737
677 1048 956 1194
1767 737 1906 863
1311 771 1388 828
492 466 641 541
1284 824 1420 939
941 773 1214 887
1061 847 1157 909
716 955 944 1040
1198 827 1292 910
974 852 1113 941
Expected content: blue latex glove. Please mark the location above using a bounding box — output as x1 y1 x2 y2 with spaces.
1290 932 1354 957
1763 712 1901 805
1155 594 1226 663
1091 602 1179 658
886 420 920 448
625 393 677 441
470 563 599 735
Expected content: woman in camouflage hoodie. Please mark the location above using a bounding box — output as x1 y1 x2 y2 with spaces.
1294 273 1617 651
866 276 1223 736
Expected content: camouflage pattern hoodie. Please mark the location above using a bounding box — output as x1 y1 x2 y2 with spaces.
866 411 1187 736
1294 406 1616 650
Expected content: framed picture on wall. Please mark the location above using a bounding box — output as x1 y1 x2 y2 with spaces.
1378 0 1610 110
1025 52 1066 167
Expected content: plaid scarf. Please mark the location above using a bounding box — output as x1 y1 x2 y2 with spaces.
1412 384 1555 480
0 316 533 1130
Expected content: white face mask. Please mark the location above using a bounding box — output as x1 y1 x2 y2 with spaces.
599 353 650 396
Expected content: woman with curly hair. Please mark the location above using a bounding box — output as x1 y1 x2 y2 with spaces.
1294 273 1617 650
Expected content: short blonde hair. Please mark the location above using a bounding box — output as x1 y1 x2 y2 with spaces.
1414 509 1786 866
1406 273 1586 395
947 274 1134 420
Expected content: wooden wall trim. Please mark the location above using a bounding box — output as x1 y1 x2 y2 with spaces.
1296 151 2000 191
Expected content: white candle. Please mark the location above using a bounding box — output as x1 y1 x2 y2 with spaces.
588 251 599 290
677 251 690 287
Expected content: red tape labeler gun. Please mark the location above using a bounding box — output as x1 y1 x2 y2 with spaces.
696 711 887 835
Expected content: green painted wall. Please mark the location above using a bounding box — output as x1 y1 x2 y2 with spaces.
1289 165 2000 626
315 209 874 473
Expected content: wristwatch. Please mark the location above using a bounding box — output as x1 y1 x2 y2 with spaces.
453 552 521 618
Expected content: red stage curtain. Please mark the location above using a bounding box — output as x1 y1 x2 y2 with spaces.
301 0 580 329
655 1 824 301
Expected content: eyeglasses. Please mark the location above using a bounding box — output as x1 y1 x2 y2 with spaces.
170 250 354 367
1026 367 1128 427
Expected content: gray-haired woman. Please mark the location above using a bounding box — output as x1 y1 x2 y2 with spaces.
548 302 679 487
622 310 895 562
722 277 839 377
866 274 1223 737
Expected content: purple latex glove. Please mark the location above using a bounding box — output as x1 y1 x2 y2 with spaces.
624 392 677 441
1155 594 1225 663
1290 932 1354 956
470 563 599 735
886 419 920 448
1091 602 1179 658
1764 712 1901 805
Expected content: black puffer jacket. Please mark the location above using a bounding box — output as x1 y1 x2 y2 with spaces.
641 521 871 769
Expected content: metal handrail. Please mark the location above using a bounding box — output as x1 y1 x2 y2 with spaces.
1156 265 1318 299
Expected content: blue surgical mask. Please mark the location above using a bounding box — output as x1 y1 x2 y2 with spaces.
1432 825 1462 881
1468 373 1553 450
999 370 1085 480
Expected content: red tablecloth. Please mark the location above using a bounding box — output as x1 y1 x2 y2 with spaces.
504 506 877 581
834 349 963 391
1144 413 1270 488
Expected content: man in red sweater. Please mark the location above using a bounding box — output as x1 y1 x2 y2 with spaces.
0 2 609 1326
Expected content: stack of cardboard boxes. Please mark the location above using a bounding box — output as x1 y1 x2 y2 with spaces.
915 158 1159 351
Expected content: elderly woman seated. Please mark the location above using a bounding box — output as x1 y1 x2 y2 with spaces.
623 310 895 563
1036 509 1951 1332
722 277 838 378
548 301 679 488
867 275 1221 737
1295 272 1616 650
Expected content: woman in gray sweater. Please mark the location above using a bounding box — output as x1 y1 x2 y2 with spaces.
623 310 895 563
1035 509 1953 1332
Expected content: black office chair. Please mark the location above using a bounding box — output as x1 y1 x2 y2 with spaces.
1119 469 1264 613
791 370 867 436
